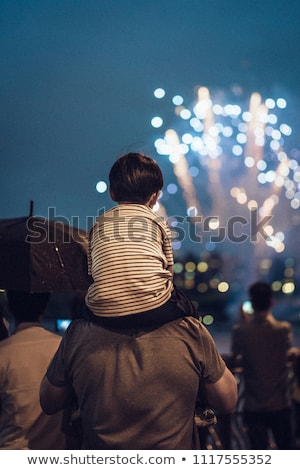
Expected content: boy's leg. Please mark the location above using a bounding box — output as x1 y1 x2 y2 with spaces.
170 284 199 318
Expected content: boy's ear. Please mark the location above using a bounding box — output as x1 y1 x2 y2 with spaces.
109 188 117 201
148 190 161 207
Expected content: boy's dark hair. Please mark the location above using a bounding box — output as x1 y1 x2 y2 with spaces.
248 281 273 311
109 152 164 204
6 291 50 324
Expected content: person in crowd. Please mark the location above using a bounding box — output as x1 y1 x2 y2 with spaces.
40 314 238 450
289 346 300 448
85 152 197 329
231 280 295 449
0 290 66 449
0 303 9 341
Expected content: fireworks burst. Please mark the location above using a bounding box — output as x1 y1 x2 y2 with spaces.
151 86 300 256
150 86 300 309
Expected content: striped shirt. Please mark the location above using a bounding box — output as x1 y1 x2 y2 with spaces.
85 204 174 316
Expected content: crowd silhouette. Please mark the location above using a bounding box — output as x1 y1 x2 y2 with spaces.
0 152 299 450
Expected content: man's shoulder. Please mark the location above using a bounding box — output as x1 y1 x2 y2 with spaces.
271 318 292 333
64 316 207 342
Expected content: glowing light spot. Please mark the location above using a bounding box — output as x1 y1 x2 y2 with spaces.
278 151 288 161
154 88 165 99
232 145 243 156
266 170 276 183
230 187 241 198
172 95 184 105
277 98 287 108
178 143 189 154
284 267 294 277
154 138 165 148
285 189 294 199
212 104 223 114
167 183 178 194
265 126 274 136
203 315 214 325
197 262 208 272
280 123 292 136
285 258 295 267
264 225 274 236
272 281 282 291
209 278 219 289
172 240 182 250
174 262 183 273
197 283 208 293
265 98 276 109
245 156 255 167
169 153 180 163
282 282 295 295
218 281 229 293
238 122 248 133
180 109 192 120
222 126 233 137
236 133 247 144
291 199 300 209
182 133 193 144
185 261 196 272
236 192 247 204
208 218 219 230
190 117 203 131
248 200 258 210
242 111 252 122
279 164 290 177
96 181 107 193
256 160 267 171
208 126 219 137
258 173 267 184
271 129 281 140
187 206 198 217
275 232 284 241
205 241 216 252
184 279 195 289
270 140 280 151
151 116 163 128
191 137 204 151
289 159 298 170
294 171 300 182
268 114 277 124
189 166 199 177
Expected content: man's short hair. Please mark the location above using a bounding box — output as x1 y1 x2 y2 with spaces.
248 281 273 311
109 152 164 204
6 291 50 323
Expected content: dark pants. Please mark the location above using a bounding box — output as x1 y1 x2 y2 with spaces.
86 284 198 329
244 408 294 450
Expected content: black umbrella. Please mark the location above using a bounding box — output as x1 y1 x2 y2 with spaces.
0 209 92 293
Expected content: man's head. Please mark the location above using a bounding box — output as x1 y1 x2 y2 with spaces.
248 281 273 313
109 152 163 204
6 291 51 325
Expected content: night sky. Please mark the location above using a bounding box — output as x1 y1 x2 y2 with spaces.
1 0 300 220
1 0 300 320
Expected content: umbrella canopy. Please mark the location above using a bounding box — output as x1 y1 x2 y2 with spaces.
0 216 92 293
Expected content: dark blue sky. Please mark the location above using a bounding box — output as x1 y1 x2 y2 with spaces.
1 0 300 229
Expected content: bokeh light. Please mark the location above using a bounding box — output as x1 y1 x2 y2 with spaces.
149 85 300 322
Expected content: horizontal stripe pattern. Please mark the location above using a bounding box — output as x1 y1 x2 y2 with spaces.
86 204 174 316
